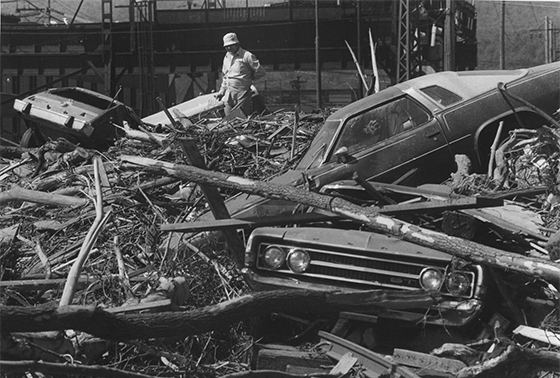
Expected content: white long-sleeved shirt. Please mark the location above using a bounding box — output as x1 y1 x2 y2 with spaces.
220 47 265 93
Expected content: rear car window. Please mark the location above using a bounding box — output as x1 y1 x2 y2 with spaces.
420 85 463 106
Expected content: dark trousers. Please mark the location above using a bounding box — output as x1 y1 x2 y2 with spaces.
224 88 252 117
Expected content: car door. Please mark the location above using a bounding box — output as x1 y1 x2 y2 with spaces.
309 96 455 188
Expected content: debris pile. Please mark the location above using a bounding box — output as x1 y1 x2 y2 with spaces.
0 109 329 376
1 109 559 378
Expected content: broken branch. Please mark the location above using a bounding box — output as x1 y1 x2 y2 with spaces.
0 186 88 207
368 29 379 94
488 121 504 179
59 157 112 306
344 40 369 93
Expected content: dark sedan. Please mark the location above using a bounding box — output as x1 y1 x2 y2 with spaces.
226 62 560 219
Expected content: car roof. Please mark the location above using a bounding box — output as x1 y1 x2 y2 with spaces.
327 63 560 122
398 68 528 99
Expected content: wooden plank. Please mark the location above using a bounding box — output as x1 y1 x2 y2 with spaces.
285 365 329 375
266 124 291 140
392 348 466 374
462 206 547 241
104 299 172 314
339 311 378 324
0 224 19 245
319 331 421 378
378 197 503 215
354 172 396 205
330 352 358 375
257 348 332 371
179 138 245 266
370 182 459 199
160 211 340 233
513 325 560 347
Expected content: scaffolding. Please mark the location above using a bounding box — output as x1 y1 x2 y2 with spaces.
395 0 422 83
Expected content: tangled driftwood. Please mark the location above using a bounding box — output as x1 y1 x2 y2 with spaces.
1 111 560 378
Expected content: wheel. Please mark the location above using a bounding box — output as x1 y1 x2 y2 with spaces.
20 128 45 148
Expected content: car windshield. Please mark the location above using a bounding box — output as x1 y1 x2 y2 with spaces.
296 119 342 170
328 97 431 161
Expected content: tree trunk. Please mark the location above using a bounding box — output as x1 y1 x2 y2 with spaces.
1 289 440 341
120 156 560 284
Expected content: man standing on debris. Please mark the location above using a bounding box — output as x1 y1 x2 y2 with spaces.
215 32 266 117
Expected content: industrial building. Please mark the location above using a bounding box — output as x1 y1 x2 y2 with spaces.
1 0 477 145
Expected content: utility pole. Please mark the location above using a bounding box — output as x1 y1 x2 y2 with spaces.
315 0 322 109
545 16 550 63
357 0 363 98
500 1 505 69
550 19 556 62
101 0 115 96
443 0 455 71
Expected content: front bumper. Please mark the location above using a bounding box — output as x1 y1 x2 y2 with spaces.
241 267 484 327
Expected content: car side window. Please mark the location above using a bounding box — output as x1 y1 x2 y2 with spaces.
330 97 431 160
420 85 463 107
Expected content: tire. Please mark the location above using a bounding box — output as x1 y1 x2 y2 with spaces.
20 128 45 148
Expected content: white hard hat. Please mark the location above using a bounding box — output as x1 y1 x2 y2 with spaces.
223 32 240 47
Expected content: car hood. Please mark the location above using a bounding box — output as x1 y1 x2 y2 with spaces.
252 226 454 261
211 169 305 220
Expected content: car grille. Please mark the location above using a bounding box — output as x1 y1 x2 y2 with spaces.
255 239 476 298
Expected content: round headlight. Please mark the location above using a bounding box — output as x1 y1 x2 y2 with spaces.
419 268 444 290
445 272 470 296
287 249 311 273
262 246 286 269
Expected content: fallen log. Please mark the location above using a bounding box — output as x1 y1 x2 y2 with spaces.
121 156 560 284
459 343 560 378
0 359 155 378
0 186 89 207
1 289 441 341
432 341 560 378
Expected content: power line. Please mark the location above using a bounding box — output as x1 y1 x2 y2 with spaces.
476 1 560 10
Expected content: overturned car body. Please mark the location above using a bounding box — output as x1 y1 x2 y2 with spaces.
13 87 140 149
141 85 266 128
